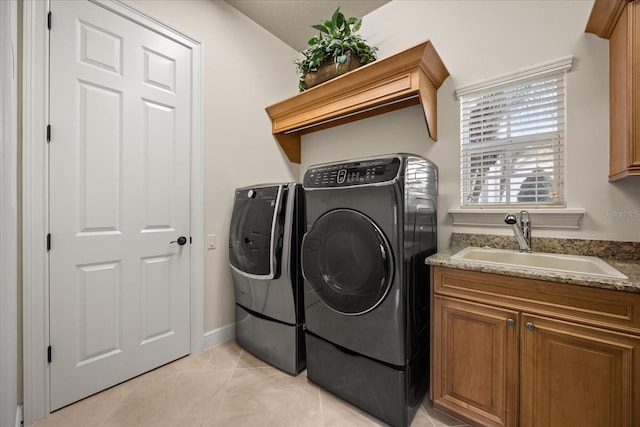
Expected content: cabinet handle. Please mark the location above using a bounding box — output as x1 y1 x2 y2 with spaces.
525 322 535 331
506 318 515 327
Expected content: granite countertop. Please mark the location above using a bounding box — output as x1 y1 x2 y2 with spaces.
426 233 640 295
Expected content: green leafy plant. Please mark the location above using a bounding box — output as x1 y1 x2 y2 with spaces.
294 7 378 91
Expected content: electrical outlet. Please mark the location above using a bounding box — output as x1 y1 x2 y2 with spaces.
207 234 216 249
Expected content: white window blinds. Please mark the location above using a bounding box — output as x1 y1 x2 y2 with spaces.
458 59 571 207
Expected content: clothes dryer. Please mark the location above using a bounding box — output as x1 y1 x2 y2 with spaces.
301 154 437 427
229 183 305 374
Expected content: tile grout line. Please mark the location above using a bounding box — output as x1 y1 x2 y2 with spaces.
423 404 438 427
317 386 326 427
209 346 245 426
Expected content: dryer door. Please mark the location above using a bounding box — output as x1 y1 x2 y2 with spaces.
229 185 283 279
302 209 394 315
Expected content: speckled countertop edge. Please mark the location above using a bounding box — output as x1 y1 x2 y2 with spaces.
426 235 640 295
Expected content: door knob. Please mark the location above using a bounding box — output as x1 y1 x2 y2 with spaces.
170 236 188 246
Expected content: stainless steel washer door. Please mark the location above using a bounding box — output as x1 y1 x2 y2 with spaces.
301 209 394 315
229 185 283 279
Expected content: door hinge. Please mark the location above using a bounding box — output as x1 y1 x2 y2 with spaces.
47 11 52 30
46 124 51 143
46 233 51 251
47 346 52 364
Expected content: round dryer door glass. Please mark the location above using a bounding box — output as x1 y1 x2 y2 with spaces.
302 209 394 315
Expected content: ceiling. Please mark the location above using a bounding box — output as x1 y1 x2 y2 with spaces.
224 0 390 52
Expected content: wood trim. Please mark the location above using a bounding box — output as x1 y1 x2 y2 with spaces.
585 0 630 39
1 2 20 427
22 0 51 423
265 40 449 163
202 323 235 349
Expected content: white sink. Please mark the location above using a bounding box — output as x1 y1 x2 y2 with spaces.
450 247 628 280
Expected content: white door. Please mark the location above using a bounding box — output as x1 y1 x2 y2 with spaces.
49 0 192 410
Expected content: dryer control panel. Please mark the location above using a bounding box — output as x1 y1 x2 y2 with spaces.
304 157 401 188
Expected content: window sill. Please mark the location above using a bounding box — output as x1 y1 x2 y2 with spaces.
448 208 586 229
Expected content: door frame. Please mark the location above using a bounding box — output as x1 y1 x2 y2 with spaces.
22 0 204 423
1 1 19 426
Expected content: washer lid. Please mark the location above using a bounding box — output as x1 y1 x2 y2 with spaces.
301 209 394 315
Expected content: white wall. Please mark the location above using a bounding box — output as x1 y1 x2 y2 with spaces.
128 0 299 333
301 0 640 248
126 0 640 336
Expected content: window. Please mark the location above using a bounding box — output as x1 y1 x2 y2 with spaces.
457 57 572 207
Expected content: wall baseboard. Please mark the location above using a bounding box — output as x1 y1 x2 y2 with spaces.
202 323 235 350
16 405 23 427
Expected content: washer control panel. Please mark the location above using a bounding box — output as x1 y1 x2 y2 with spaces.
304 157 401 188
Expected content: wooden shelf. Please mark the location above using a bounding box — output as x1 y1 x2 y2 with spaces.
265 40 450 163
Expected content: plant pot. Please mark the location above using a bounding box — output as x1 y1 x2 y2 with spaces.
304 51 362 89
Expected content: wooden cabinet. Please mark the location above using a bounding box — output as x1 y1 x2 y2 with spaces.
433 297 519 426
520 314 638 427
431 266 640 427
586 0 640 180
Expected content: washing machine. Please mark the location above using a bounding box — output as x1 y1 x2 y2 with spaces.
301 154 437 427
228 183 305 374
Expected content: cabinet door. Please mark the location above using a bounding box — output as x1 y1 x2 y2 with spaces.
631 0 640 170
521 314 640 427
433 296 519 427
608 0 640 179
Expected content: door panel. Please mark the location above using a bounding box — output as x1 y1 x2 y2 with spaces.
49 0 191 410
78 81 122 234
520 314 640 427
77 261 121 364
432 296 519 427
142 100 175 229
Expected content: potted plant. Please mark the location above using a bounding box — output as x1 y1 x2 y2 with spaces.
294 8 378 91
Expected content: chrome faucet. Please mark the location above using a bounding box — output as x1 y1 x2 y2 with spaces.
504 211 532 252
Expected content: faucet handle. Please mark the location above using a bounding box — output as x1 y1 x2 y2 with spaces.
520 210 531 224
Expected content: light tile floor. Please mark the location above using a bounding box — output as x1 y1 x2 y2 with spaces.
32 340 469 427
